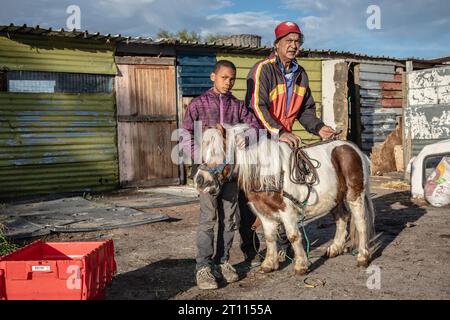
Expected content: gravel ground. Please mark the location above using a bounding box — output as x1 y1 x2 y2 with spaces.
44 178 450 300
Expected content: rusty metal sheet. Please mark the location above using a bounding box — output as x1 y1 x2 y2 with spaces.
359 63 395 74
0 197 170 239
360 72 395 82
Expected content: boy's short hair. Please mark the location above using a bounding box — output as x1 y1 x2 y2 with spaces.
213 60 236 74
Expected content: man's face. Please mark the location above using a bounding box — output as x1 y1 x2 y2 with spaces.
211 66 236 94
275 32 301 62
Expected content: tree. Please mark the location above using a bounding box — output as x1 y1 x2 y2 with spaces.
176 29 201 42
156 29 175 39
204 33 223 43
156 29 221 43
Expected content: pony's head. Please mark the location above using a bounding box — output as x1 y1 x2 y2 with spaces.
193 124 232 196
194 123 282 196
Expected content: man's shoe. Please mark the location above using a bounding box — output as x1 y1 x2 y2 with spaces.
196 266 219 290
219 262 239 283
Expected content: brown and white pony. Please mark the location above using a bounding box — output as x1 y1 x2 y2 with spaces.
194 124 376 275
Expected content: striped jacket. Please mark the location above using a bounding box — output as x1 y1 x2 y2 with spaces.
245 53 325 136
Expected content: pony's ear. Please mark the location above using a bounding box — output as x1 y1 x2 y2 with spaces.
215 124 226 139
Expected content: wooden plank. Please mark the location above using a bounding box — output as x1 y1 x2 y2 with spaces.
353 64 362 148
115 56 175 65
116 62 178 186
115 64 131 116
118 122 135 186
131 65 177 116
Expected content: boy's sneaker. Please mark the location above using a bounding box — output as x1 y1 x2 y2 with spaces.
219 262 239 283
196 266 219 290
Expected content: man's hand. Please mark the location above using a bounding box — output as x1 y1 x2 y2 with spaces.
318 125 337 140
279 131 301 148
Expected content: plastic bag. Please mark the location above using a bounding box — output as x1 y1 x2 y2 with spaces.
424 156 450 207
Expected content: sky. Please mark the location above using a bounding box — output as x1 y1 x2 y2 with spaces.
1 0 450 59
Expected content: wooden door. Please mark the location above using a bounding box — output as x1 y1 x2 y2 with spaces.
115 57 179 187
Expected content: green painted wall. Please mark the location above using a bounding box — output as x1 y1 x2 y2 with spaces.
0 93 118 198
0 34 116 75
217 53 322 143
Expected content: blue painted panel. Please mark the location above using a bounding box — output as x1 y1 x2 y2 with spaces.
177 53 216 96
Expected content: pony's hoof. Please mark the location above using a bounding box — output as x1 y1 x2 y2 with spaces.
326 245 343 258
259 266 274 273
294 268 309 276
357 259 369 268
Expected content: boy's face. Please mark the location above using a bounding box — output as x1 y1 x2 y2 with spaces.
211 66 236 95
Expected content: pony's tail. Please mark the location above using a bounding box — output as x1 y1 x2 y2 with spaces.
348 193 377 253
348 153 378 255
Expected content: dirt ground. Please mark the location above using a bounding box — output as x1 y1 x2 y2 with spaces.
43 176 450 300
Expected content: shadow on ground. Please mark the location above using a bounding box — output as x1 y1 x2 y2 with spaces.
247 191 428 274
106 258 196 300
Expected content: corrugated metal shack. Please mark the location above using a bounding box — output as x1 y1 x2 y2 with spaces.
1 24 447 197
351 61 405 153
0 25 125 198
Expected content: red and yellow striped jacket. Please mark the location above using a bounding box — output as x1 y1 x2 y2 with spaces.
245 53 324 136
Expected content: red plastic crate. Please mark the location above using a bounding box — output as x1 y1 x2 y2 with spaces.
0 240 117 300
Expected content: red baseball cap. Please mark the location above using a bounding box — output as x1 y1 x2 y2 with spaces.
274 21 302 42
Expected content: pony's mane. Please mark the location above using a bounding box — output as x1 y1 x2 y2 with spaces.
202 127 225 164
223 124 282 193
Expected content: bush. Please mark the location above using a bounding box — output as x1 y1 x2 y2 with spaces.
0 224 18 256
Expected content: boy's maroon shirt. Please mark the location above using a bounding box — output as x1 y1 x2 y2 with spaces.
182 88 261 158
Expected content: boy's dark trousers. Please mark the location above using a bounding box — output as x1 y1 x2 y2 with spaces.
196 180 239 272
238 190 260 260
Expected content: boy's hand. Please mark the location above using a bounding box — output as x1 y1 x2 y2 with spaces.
236 134 246 149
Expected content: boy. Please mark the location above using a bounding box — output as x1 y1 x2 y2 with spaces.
181 60 260 290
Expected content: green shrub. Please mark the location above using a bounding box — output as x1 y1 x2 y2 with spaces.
0 224 18 256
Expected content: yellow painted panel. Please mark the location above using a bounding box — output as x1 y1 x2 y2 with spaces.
0 35 116 74
218 53 323 141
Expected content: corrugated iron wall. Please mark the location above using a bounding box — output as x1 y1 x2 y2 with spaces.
0 93 118 197
292 58 322 143
177 53 216 96
217 53 322 143
405 66 450 156
357 62 404 152
216 54 260 100
0 34 118 198
0 35 116 75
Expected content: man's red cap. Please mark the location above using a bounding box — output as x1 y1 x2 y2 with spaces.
274 21 302 41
